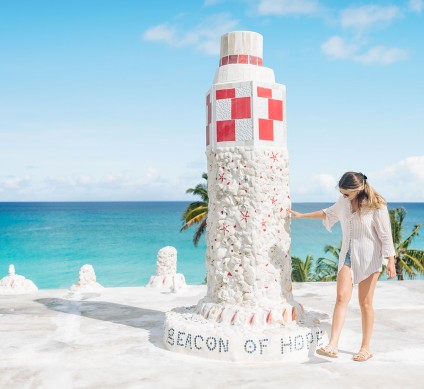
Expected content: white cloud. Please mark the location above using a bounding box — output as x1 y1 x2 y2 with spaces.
372 156 424 201
257 0 319 15
408 0 424 13
384 156 424 181
321 35 408 65
321 36 358 59
355 45 409 64
340 5 402 30
142 14 239 56
0 176 31 191
291 173 338 201
313 174 338 193
143 24 176 43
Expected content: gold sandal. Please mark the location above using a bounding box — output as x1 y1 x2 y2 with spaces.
353 348 373 362
316 345 338 358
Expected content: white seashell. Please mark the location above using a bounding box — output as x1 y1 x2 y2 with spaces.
244 266 256 285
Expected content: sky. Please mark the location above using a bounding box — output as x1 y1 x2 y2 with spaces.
0 0 423 202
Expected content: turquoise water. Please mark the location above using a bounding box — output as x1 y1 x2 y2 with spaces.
0 202 423 289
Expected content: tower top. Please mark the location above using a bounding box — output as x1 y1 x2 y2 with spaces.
219 31 263 67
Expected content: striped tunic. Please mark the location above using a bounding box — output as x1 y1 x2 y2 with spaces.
322 196 396 285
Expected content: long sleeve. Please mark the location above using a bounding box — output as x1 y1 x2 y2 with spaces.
322 197 341 232
374 205 396 257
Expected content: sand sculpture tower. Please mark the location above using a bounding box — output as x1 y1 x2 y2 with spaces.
164 31 327 362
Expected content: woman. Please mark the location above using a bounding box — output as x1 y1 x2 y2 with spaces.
287 172 396 362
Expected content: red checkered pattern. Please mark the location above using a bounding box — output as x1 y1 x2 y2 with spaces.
206 83 285 146
215 87 253 143
256 86 283 141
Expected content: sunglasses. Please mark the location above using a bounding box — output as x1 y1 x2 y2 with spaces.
340 190 358 198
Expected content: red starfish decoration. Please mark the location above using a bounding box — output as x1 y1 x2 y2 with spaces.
219 225 230 235
261 220 267 228
218 173 225 183
271 196 277 205
240 211 250 223
270 152 279 163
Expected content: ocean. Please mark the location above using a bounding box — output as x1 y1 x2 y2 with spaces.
0 202 423 289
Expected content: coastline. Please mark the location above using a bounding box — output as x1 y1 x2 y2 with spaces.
1 281 423 388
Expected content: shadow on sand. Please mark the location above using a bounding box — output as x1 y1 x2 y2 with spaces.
34 297 166 349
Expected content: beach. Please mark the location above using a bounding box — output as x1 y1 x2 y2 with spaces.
1 281 423 388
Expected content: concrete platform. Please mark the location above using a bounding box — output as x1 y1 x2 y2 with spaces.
0 281 423 388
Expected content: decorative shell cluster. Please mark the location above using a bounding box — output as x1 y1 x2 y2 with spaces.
198 146 298 326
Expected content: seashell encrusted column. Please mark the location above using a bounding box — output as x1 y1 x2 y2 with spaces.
197 31 297 327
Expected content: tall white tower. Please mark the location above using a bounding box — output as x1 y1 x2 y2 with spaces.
198 31 296 328
164 31 328 362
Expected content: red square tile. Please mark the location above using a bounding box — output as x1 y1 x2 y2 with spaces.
221 56 229 65
239 55 248 64
216 88 236 100
249 55 258 65
259 119 274 141
217 120 236 142
268 99 283 121
231 97 251 119
229 55 238 64
258 57 263 66
206 125 210 146
257 87 272 98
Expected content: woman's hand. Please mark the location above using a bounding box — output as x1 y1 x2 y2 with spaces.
386 258 396 279
287 208 303 219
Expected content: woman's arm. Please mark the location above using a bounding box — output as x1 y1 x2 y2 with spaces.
287 209 326 220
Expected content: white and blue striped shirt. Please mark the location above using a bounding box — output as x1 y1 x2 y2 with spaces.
322 196 396 285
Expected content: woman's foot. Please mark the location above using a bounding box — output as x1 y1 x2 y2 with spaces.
316 344 338 358
353 348 373 362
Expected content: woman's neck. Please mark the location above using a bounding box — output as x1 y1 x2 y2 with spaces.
351 198 359 211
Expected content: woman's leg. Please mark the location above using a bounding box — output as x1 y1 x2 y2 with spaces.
355 272 379 359
326 265 353 351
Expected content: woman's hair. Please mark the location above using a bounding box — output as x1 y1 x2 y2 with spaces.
338 171 386 212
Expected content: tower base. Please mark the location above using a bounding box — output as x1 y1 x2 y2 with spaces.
163 307 329 362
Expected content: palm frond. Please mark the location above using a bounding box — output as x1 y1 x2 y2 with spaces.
389 207 405 246
399 224 421 251
181 172 209 246
315 256 338 282
291 255 314 282
323 242 341 260
397 257 416 278
193 219 207 246
180 211 207 231
403 250 424 274
182 205 208 224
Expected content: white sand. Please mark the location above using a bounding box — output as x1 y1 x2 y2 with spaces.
0 281 423 389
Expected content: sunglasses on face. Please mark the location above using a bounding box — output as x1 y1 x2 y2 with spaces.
340 190 357 198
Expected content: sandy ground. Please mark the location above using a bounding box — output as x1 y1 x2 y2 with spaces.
0 281 423 389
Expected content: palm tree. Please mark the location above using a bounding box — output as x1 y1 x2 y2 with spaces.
291 254 316 282
389 207 424 280
315 243 340 282
181 173 208 246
